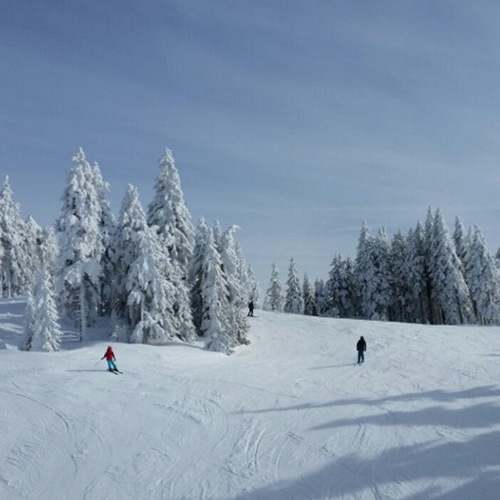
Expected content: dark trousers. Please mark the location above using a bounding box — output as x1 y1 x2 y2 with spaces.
357 350 365 364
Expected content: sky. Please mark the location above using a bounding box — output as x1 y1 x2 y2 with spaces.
2 0 500 288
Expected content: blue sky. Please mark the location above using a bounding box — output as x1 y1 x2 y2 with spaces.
2 0 500 287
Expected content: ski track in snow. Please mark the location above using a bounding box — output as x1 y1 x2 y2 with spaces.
2 304 500 499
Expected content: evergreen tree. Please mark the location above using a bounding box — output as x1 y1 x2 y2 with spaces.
495 245 500 266
264 264 284 312
173 273 197 343
147 149 195 340
464 226 500 324
422 207 438 323
189 218 210 334
355 222 377 319
0 230 3 297
39 226 59 276
21 215 43 291
202 231 233 353
0 176 27 297
354 224 392 321
19 290 36 351
212 220 223 252
219 225 249 345
405 223 431 324
314 278 329 316
370 228 392 320
429 210 475 324
113 185 149 324
147 148 194 280
285 258 304 314
453 216 469 265
91 162 115 316
114 185 188 343
219 225 243 304
29 268 63 352
326 255 356 318
389 231 411 322
127 224 177 344
303 274 317 316
235 242 252 304
247 265 262 308
57 148 104 340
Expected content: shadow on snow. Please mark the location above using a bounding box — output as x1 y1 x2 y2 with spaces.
225 385 500 500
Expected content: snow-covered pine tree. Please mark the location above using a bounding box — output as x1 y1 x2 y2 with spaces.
314 278 329 316
39 226 59 276
303 274 317 316
219 226 243 304
19 290 36 351
127 223 178 344
264 263 284 312
189 218 210 334
219 225 249 346
20 215 43 292
285 257 304 314
212 220 223 253
389 231 411 322
369 228 392 321
429 209 475 325
91 162 115 316
495 244 500 267
0 176 28 297
355 222 377 319
326 255 342 317
422 207 438 322
113 185 189 343
57 148 105 340
453 216 469 266
202 230 233 353
344 257 359 317
235 241 251 304
405 223 431 324
147 148 194 280
354 224 392 321
464 226 500 325
172 268 197 343
113 184 149 324
146 149 195 341
0 231 3 297
29 268 63 352
246 265 262 308
326 255 356 318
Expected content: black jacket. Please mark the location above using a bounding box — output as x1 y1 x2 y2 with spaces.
356 338 366 351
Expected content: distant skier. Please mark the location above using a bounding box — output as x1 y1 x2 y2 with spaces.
101 345 119 372
247 300 254 317
356 336 366 364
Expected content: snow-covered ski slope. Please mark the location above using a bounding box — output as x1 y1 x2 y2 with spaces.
1 298 500 500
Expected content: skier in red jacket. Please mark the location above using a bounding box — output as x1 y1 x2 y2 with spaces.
101 346 118 372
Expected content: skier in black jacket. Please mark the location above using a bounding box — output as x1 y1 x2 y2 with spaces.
247 300 254 317
356 336 366 364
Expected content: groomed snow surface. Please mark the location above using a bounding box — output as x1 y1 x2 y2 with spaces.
1 298 500 500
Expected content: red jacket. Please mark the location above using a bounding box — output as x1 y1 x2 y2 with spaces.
103 348 115 361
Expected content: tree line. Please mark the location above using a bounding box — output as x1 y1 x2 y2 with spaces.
265 208 500 326
0 148 259 353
